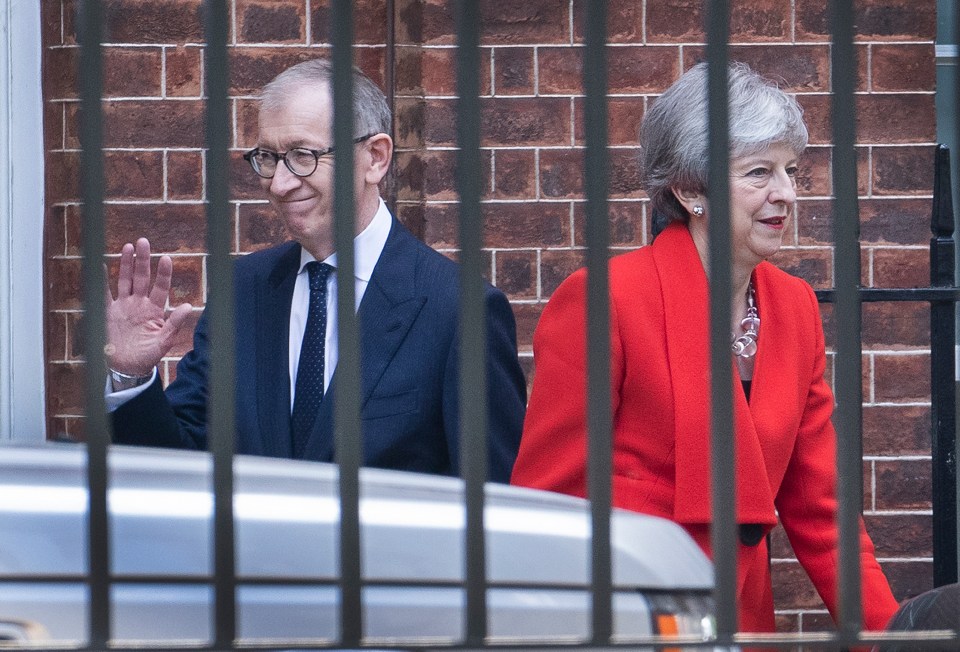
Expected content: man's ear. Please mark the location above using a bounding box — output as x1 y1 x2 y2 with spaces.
363 133 393 186
670 186 706 218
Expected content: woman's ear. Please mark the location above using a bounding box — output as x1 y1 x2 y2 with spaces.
363 133 393 185
670 186 707 218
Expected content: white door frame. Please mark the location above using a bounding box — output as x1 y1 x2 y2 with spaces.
0 0 46 441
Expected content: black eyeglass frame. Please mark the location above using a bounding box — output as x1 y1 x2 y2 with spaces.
242 133 378 179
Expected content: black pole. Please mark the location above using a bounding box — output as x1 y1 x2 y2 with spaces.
831 0 866 641
202 0 237 648
77 1 111 647
704 1 737 642
930 144 958 587
330 0 363 644
583 0 612 644
454 0 488 645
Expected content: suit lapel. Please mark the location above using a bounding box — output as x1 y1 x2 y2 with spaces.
745 262 806 491
653 222 777 526
301 219 427 462
654 223 714 523
255 243 300 459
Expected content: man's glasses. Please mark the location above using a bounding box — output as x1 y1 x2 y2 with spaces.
243 134 376 179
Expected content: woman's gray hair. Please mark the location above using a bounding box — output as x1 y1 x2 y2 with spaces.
260 58 392 137
640 61 808 224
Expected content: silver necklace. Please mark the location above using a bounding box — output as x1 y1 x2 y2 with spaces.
731 282 759 358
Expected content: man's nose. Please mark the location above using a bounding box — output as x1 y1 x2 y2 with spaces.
268 161 300 195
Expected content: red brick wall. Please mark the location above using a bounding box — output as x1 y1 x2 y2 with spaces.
42 0 937 633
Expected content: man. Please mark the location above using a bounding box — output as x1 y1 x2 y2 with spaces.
879 583 958 651
105 59 526 482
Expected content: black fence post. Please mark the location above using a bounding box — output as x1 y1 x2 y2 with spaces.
77 1 111 648
931 143 958 587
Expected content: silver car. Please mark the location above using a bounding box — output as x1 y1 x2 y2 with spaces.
0 443 718 648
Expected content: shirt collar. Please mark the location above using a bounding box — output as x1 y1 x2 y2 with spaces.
297 197 391 280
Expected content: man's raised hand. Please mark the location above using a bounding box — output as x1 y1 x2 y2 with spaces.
105 238 193 376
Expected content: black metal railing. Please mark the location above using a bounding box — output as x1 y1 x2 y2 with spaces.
76 3 110 649
810 145 959 593
46 0 960 650
929 144 959 590
582 2 614 645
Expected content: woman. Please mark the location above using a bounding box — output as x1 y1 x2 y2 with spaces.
511 62 898 633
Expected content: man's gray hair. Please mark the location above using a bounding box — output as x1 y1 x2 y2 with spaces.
260 58 391 137
640 61 808 224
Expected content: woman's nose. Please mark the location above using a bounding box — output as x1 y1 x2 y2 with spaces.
770 169 797 205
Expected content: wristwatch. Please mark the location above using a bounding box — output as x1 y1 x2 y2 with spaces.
109 368 152 392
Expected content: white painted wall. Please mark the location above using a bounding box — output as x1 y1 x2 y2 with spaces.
0 1 47 441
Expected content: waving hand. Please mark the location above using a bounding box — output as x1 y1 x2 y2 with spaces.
105 238 194 376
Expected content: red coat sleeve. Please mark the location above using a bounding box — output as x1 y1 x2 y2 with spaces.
774 283 899 631
510 268 623 496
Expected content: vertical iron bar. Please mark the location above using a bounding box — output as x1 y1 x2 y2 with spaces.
77 1 110 648
454 0 488 645
705 1 737 642
202 0 236 648
954 0 960 590
331 0 363 644
830 0 864 641
384 0 397 211
583 0 612 645
931 144 958 587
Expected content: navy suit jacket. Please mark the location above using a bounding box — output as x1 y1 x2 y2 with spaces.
112 218 527 482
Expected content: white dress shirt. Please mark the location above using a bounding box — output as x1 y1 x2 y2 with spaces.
288 198 391 409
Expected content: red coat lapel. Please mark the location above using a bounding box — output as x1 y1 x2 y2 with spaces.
652 222 777 526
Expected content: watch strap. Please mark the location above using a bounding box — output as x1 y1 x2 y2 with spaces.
109 368 152 392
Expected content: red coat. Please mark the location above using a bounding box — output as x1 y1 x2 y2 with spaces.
511 222 898 633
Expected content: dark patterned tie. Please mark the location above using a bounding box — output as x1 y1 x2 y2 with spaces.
291 261 334 457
